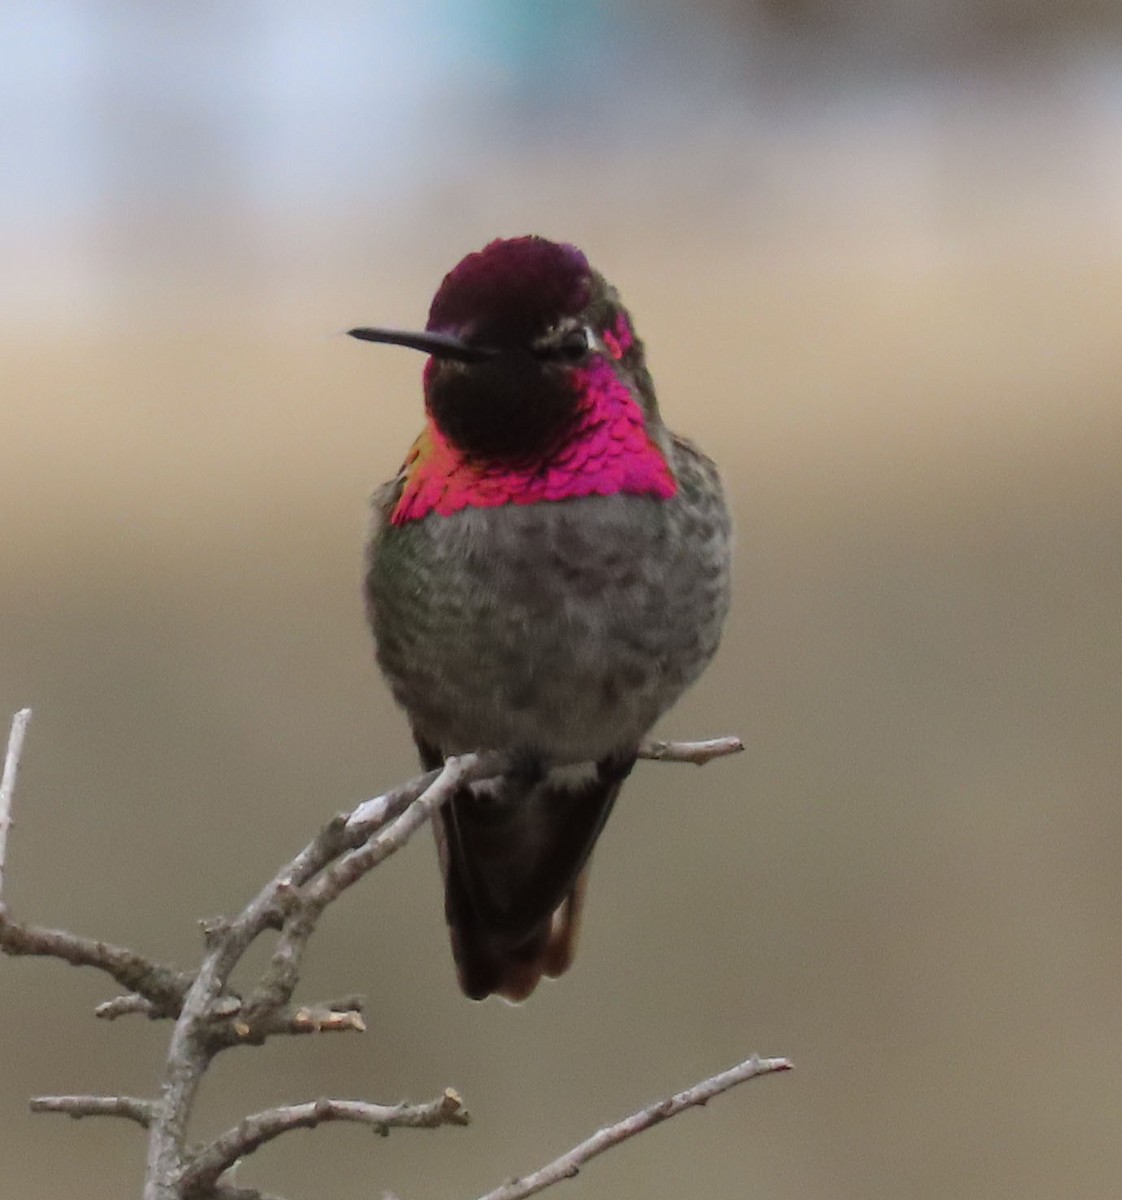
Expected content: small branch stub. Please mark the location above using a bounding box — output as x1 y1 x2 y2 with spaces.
638 735 744 766
0 707 33 908
30 1094 157 1129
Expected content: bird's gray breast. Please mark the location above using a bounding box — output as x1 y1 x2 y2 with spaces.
367 451 730 762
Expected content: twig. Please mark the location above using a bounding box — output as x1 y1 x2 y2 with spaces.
240 753 508 1028
343 750 509 835
345 767 441 833
220 741 741 1042
212 1189 288 1200
0 706 32 908
637 735 744 765
229 755 502 1028
216 739 745 1057
472 1054 792 1200
0 919 193 1013
210 1001 367 1048
178 1091 470 1195
96 993 159 1020
143 811 358 1196
1 711 193 1013
144 752 505 1197
341 736 742 832
95 989 367 1043
317 753 499 907
3 712 773 1200
30 1094 157 1128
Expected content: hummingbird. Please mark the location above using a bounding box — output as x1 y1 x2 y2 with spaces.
351 236 731 1001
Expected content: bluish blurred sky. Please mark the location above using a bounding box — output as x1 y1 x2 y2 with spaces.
1 2 745 223
1 1 762 317
4 1 1122 320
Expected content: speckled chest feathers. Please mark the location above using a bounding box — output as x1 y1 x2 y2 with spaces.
367 442 729 761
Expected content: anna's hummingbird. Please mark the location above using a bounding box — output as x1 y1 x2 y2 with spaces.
351 236 731 1001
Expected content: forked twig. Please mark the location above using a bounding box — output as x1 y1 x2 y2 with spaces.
1 711 780 1200
178 1091 470 1195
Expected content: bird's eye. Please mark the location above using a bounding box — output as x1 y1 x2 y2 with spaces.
555 327 591 361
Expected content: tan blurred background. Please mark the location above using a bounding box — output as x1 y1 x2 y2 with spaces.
3 3 1122 1198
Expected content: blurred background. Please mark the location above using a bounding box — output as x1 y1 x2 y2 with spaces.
3 2 1122 1197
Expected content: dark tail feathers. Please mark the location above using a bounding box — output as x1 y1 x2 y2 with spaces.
423 747 634 1001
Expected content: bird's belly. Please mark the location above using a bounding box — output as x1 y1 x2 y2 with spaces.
369 493 728 762
382 588 674 762
426 618 666 761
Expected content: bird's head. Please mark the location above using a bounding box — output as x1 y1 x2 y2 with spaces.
349 236 656 462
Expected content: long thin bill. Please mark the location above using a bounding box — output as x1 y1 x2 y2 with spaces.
347 326 496 363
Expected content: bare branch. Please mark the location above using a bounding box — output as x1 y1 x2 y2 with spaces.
211 1189 288 1200
340 735 740 833
210 1188 288 1200
144 753 502 1195
322 753 499 905
240 753 507 1028
144 810 357 1192
637 735 744 765
30 1094 157 1128
472 1054 792 1200
210 1000 367 1048
0 917 192 1013
95 987 366 1042
240 737 737 1025
4 713 777 1200
1 710 196 1014
0 706 32 908
263 1003 366 1036
344 750 511 837
345 767 441 833
316 737 741 916
178 1091 470 1195
96 993 160 1020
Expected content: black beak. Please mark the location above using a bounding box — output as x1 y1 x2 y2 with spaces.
347 326 497 364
